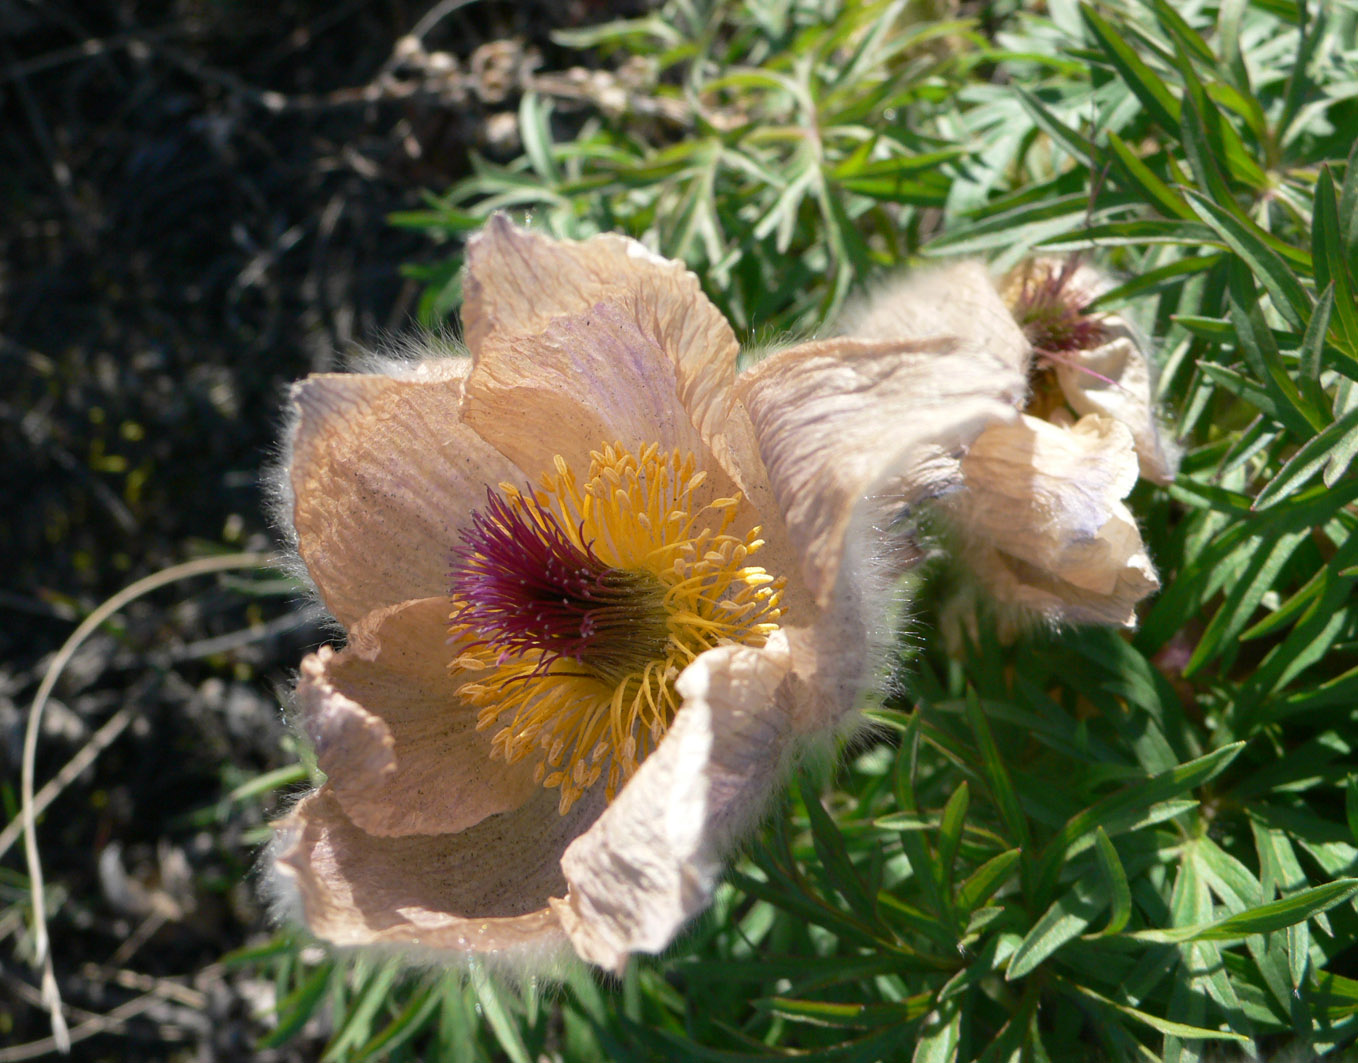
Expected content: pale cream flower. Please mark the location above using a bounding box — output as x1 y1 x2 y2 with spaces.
837 258 1167 637
1001 257 1179 485
266 217 1021 973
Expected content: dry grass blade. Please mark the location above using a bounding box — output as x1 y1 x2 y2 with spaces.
17 551 280 1054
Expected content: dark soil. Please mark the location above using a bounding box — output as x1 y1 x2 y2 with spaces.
0 1 644 1058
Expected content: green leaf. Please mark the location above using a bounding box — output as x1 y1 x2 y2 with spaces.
1312 165 1358 357
1104 132 1196 221
762 994 933 1030
1170 41 1241 207
1151 0 1216 66
1254 405 1358 509
1195 361 1288 426
1080 5 1180 132
875 893 959 959
912 997 961 1063
1298 283 1336 411
1227 269 1325 438
832 152 957 206
1057 976 1251 1044
353 982 441 1060
1090 828 1133 936
517 92 561 184
1183 529 1309 673
957 849 1022 914
1035 744 1244 900
259 962 334 1050
1007 879 1105 980
1348 775 1358 845
1166 475 1253 517
322 961 402 1061
471 964 535 1063
801 777 880 927
1015 88 1094 168
1089 250 1225 307
1186 190 1311 331
1339 139 1358 264
937 781 970 899
965 690 1031 854
1132 879 1358 944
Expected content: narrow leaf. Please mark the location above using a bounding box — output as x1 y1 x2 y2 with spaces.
1255 405 1358 509
259 963 334 1049
965 690 1030 852
1016 88 1094 168
1091 828 1133 936
1312 165 1358 356
1133 879 1358 943
1187 190 1311 331
1058 977 1251 1043
1080 5 1180 131
1007 880 1104 980
957 849 1021 913
1104 132 1196 220
1037 744 1243 898
1347 775 1358 845
937 781 970 898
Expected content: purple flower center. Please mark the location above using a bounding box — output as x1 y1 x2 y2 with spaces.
1011 259 1108 356
449 488 669 683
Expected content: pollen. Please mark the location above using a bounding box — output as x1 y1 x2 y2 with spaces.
448 443 783 814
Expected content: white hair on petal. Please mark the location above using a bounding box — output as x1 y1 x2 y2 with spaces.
254 826 581 987
342 328 468 377
262 329 472 619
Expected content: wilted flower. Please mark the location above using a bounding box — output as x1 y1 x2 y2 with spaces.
266 217 1023 973
838 257 1171 638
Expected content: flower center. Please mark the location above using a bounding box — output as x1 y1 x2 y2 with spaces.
1007 259 1108 357
448 443 782 814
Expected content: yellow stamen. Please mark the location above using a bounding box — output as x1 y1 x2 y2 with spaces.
449 443 783 814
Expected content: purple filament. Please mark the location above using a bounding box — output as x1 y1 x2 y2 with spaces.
450 488 666 679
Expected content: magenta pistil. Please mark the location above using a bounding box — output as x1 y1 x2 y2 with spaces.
450 489 668 680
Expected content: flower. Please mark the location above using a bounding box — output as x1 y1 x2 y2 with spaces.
1002 257 1179 486
266 217 1025 973
836 257 1170 639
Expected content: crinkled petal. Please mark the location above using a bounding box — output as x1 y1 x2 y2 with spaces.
1055 321 1180 484
462 301 712 475
288 365 521 627
461 216 740 477
295 597 538 838
270 782 605 954
951 413 1158 627
553 632 794 973
836 261 1031 374
737 337 1023 606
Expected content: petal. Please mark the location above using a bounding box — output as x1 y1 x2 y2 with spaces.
1000 256 1178 485
461 301 711 475
950 414 1158 627
288 362 522 627
296 597 539 837
1055 322 1180 484
460 217 741 476
737 336 1023 606
836 261 1031 374
270 782 606 956
554 632 795 973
